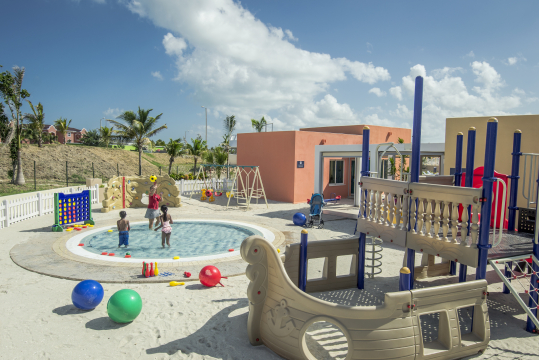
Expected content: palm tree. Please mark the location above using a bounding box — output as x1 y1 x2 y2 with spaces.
108 107 167 176
1 66 31 185
165 139 185 175
223 115 236 178
213 147 228 179
99 126 114 148
185 137 207 177
23 101 45 147
251 116 267 132
54 118 72 145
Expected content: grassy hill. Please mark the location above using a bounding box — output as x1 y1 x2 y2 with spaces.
0 144 195 196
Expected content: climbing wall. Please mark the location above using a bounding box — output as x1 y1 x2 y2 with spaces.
101 174 181 213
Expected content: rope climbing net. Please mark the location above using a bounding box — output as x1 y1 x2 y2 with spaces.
490 254 539 331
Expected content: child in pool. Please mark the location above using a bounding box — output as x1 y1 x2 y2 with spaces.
145 181 162 230
117 211 130 248
154 204 173 248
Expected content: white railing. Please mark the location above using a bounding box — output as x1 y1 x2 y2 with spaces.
176 179 234 196
521 153 539 208
358 177 409 247
0 184 99 229
406 183 482 267
492 178 507 247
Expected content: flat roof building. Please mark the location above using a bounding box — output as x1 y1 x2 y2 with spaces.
237 125 411 203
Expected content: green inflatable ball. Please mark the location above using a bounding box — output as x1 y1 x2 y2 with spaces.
107 289 142 323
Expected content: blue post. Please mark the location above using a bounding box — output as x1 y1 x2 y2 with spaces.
508 130 522 231
406 76 423 289
357 126 370 290
299 229 308 292
460 127 477 283
451 132 464 276
454 132 464 188
399 267 411 291
476 118 499 280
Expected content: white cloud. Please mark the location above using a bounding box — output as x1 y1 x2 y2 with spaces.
431 67 463 80
504 54 526 66
121 0 390 130
162 33 187 56
366 42 373 54
389 86 402 101
368 87 386 97
284 29 297 41
394 62 523 141
103 108 125 119
151 71 164 80
463 51 475 58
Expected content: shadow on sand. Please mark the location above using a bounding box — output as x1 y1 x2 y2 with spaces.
144 298 278 358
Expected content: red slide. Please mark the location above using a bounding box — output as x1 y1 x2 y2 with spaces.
458 166 508 229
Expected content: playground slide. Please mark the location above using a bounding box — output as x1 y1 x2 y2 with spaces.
241 235 490 360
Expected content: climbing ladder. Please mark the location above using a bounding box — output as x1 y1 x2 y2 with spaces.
489 254 539 332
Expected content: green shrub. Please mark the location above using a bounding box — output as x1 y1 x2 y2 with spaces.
7 169 13 179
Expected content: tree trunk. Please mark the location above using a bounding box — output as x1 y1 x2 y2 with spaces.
193 157 197 177
138 149 142 176
11 163 16 184
15 149 25 185
168 159 173 175
38 135 42 148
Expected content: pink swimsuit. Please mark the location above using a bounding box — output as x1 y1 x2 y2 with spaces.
161 220 172 234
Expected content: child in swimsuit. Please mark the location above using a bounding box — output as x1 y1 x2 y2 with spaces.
145 182 162 230
117 211 130 248
154 204 173 248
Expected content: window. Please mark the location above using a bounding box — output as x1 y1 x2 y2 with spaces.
67 132 71 137
329 160 344 185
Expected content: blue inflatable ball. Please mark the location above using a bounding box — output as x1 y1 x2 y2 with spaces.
293 212 307 226
72 280 104 310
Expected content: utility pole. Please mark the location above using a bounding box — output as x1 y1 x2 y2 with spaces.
201 106 207 145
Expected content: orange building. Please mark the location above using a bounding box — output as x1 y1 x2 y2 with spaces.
237 125 411 203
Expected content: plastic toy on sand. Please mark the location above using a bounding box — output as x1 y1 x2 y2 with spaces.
72 280 104 310
292 212 307 226
107 289 143 323
199 265 227 287
149 175 157 182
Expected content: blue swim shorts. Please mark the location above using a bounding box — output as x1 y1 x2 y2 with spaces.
119 231 129 246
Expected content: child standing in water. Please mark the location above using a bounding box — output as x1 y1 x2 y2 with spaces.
117 211 130 248
145 181 162 230
154 204 173 248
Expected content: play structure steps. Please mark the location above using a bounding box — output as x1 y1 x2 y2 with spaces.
489 255 539 332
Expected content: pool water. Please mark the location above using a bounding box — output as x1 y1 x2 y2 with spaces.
83 222 262 259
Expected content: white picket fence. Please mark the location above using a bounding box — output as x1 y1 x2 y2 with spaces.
176 179 234 196
0 184 99 229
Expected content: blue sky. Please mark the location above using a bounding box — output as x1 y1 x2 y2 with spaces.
1 0 538 146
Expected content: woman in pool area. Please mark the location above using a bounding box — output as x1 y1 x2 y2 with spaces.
154 204 173 248
145 182 162 230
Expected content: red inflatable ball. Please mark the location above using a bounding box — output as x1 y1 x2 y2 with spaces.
205 190 212 197
199 265 227 287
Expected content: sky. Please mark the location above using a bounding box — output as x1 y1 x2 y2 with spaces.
1 0 538 146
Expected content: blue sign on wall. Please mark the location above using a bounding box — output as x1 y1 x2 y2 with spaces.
297 161 304 168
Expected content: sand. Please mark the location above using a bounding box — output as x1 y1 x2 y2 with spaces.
1 196 538 359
